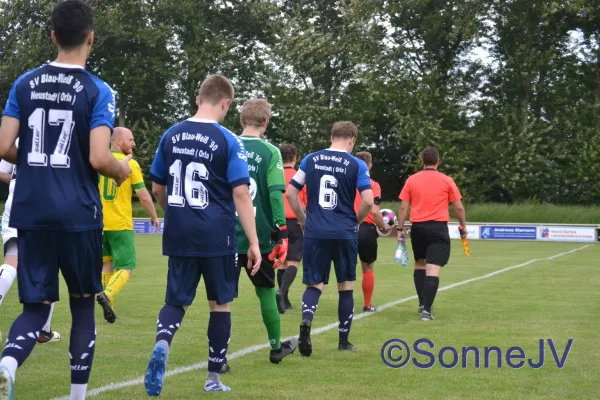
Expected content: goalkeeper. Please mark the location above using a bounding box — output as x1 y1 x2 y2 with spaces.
227 99 297 372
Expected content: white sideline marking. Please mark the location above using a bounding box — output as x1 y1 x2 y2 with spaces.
51 244 592 400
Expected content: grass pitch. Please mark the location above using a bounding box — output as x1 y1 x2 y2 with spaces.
0 236 598 400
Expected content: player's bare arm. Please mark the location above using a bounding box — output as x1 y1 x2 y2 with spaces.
396 200 410 240
371 203 391 232
356 189 374 224
0 117 20 164
452 199 468 238
151 182 167 211
137 187 160 231
90 126 132 186
233 185 261 274
285 185 306 225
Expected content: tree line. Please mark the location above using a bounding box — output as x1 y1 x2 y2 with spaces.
0 0 598 204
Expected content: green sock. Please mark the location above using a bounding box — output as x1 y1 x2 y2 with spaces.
255 286 281 350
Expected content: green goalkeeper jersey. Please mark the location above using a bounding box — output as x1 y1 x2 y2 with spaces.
236 135 286 254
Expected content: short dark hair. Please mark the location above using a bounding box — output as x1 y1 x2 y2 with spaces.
198 75 234 106
355 151 372 165
52 1 94 51
331 121 358 140
280 143 297 163
422 147 439 166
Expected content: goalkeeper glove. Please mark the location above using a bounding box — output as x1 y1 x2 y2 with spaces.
268 224 288 268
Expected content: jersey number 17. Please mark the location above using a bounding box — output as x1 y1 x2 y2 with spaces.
27 108 74 168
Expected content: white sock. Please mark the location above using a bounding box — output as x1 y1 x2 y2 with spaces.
0 356 18 383
42 303 55 332
70 383 88 400
0 264 17 305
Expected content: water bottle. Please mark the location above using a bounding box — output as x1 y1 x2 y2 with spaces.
395 238 409 267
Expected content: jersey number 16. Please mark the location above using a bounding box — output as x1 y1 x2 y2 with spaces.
167 159 209 209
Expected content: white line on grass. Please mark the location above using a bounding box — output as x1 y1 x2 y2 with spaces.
51 244 592 400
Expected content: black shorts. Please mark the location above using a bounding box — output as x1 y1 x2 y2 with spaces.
237 253 275 288
358 223 378 264
286 219 303 261
303 237 357 285
17 229 103 303
166 254 238 306
410 221 451 266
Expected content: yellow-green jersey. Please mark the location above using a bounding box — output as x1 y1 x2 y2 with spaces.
99 151 146 231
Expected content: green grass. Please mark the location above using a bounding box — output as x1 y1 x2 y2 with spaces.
1 237 598 399
0 201 598 223
380 201 600 224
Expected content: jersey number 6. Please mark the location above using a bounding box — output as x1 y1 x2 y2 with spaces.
319 174 338 210
167 159 209 209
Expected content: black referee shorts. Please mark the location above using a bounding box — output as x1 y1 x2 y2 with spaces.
410 221 451 266
286 218 304 262
358 222 378 264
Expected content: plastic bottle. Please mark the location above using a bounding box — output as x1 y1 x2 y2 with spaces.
395 238 409 266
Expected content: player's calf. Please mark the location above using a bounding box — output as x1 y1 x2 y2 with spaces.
145 304 186 397
298 286 322 357
205 310 232 392
338 289 356 350
0 302 52 395
69 296 96 400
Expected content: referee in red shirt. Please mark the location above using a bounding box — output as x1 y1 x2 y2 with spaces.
396 147 467 321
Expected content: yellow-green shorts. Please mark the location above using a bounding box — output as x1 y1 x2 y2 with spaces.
102 230 136 269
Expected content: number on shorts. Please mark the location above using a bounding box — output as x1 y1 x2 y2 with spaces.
168 160 210 209
318 174 338 210
27 108 74 168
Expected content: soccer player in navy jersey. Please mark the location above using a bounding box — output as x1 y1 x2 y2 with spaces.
0 1 132 399
144 75 260 395
286 122 374 356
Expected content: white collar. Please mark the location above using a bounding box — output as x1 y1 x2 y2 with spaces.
240 136 263 140
326 148 348 153
49 61 85 69
187 118 217 123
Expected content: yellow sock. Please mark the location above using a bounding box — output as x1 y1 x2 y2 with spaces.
102 272 114 290
104 270 130 304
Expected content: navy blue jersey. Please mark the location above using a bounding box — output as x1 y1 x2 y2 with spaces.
290 149 371 239
2 62 116 231
149 118 250 257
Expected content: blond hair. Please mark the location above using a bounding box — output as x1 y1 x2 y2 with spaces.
240 98 271 127
355 151 372 165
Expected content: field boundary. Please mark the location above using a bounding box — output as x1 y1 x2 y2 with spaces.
50 244 592 400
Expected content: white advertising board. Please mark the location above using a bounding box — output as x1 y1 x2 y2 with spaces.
448 223 480 240
536 226 596 243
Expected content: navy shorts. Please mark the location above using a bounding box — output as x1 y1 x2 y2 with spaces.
166 254 238 306
303 237 358 285
17 229 103 303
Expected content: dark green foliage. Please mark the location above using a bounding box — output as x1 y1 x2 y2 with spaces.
0 0 598 204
